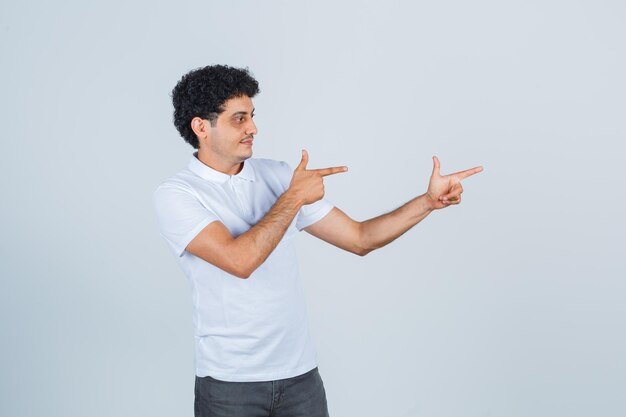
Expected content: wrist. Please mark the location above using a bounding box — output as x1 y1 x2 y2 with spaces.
283 188 306 209
422 192 437 212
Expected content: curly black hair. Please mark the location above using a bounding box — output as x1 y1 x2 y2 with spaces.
171 65 260 149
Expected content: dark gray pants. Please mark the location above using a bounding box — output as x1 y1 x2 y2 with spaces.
194 367 330 417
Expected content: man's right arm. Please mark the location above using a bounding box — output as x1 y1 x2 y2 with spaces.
185 150 348 279
186 190 303 278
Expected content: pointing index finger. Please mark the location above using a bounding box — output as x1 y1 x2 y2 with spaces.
451 165 484 180
313 166 349 177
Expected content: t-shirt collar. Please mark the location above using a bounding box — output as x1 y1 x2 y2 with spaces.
188 151 256 183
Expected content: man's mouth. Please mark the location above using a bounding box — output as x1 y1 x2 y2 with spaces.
240 137 253 144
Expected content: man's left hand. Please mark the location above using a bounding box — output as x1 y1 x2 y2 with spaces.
425 156 483 210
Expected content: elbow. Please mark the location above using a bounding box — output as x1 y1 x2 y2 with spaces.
355 224 374 256
231 256 261 279
222 244 259 279
233 269 251 279
224 255 251 279
233 263 255 279
354 240 374 257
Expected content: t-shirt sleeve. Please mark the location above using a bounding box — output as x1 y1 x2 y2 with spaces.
152 184 220 258
277 161 335 231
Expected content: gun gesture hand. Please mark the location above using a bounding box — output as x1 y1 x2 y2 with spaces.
426 156 483 210
288 150 348 205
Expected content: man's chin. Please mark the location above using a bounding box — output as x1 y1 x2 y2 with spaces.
238 152 252 161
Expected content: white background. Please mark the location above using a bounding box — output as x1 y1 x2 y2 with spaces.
1 1 624 416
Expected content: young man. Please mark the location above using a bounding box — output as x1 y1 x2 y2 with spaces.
153 65 483 417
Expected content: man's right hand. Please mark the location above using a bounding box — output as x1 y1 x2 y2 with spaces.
288 150 348 205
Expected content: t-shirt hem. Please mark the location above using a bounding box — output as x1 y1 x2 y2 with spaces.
195 361 319 382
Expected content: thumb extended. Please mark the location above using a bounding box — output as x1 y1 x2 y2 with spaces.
296 149 309 171
432 155 441 177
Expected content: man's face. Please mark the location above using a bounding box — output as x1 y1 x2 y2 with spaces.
205 95 257 164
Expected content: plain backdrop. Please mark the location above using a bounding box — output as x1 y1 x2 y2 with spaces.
1 1 625 416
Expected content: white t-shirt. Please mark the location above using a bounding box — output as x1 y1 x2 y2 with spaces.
152 152 333 382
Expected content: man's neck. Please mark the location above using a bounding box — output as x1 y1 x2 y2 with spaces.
196 149 243 176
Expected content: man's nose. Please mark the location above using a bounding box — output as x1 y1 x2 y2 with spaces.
246 119 258 136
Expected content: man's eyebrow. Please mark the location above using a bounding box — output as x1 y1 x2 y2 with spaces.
231 108 255 117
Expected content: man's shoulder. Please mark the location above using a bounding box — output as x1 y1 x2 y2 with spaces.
153 167 198 199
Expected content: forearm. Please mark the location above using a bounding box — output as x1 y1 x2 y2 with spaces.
233 190 304 277
359 192 435 253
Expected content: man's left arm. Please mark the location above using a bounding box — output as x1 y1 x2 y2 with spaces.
304 156 483 256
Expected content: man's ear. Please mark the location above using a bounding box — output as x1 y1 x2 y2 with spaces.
191 117 212 142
